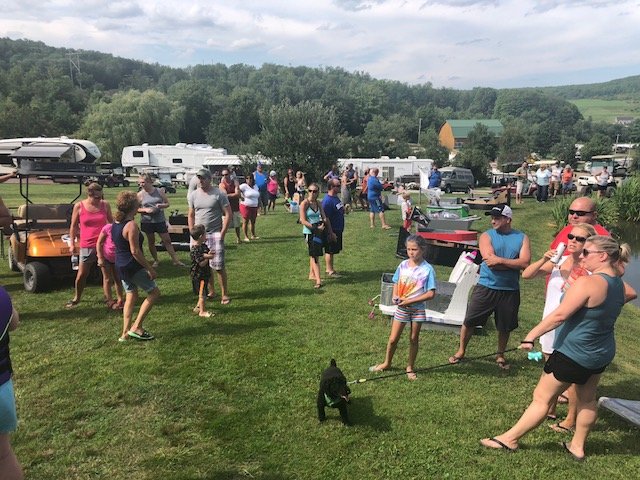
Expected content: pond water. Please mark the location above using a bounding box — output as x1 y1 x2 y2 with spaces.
612 224 640 308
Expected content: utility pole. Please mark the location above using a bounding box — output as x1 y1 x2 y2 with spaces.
67 52 81 88
417 118 422 145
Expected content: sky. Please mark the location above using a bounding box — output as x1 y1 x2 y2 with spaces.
2 0 639 89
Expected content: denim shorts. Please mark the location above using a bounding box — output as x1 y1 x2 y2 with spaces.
121 268 157 293
0 379 18 433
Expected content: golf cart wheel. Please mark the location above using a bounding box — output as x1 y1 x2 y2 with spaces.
606 186 615 198
23 261 51 293
444 184 452 194
123 179 130 187
7 246 19 272
106 177 115 188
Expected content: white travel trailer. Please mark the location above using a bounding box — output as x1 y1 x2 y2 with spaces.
0 137 101 165
121 143 243 175
336 157 434 181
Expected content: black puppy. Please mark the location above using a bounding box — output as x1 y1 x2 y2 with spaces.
317 359 351 425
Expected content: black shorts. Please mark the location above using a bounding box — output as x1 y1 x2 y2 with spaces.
597 184 608 191
304 233 324 257
463 285 520 332
544 350 607 385
141 222 168 234
325 231 343 255
191 277 210 297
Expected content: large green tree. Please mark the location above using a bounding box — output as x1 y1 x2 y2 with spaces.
579 133 612 162
77 89 184 162
252 100 345 180
418 128 449 164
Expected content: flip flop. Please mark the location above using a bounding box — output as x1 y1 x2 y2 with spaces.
368 364 385 373
480 437 517 452
557 394 569 404
127 330 155 341
220 297 231 305
199 311 215 318
65 299 79 309
381 225 392 230
448 355 463 365
561 441 584 462
406 370 417 381
313 283 323 289
327 271 342 278
550 423 574 434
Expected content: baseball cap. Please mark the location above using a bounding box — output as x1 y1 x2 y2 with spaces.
270 170 277 177
485 204 513 219
196 168 212 179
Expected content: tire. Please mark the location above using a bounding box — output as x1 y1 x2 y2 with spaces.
123 179 130 187
444 184 452 194
106 177 115 188
584 186 592 196
606 186 615 198
7 247 19 272
23 261 51 293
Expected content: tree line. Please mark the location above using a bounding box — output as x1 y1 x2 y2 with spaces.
1 37 639 182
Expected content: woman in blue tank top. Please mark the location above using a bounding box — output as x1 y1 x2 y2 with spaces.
481 236 636 460
113 191 161 342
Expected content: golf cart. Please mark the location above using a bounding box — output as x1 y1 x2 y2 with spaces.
7 142 99 292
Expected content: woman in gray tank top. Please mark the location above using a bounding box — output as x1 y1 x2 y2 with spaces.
481 236 636 460
137 174 185 267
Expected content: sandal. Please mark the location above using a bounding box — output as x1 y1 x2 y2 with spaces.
406 369 417 381
199 311 215 318
327 271 342 278
65 299 79 309
111 301 124 311
448 355 463 365
313 283 323 289
220 297 231 305
127 330 155 341
105 299 117 309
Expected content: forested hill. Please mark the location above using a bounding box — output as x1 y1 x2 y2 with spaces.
539 75 640 100
1 37 638 180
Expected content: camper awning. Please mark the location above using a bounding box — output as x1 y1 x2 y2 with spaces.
12 145 73 159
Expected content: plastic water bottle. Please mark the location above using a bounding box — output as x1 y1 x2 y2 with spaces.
550 242 566 264
71 254 79 271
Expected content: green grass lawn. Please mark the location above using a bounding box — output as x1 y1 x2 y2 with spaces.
2 184 639 479
570 98 640 123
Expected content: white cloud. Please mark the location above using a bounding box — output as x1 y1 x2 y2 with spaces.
0 0 638 88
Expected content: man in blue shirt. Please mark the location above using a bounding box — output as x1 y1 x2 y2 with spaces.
428 165 442 189
253 163 268 215
321 179 345 277
448 205 531 370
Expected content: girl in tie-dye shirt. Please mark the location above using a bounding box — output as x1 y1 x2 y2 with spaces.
369 235 436 380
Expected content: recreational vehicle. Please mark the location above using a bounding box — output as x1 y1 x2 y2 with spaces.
0 137 101 171
121 143 243 176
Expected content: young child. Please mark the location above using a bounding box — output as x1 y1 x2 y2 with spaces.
369 234 436 380
96 223 125 310
190 224 215 318
267 171 279 211
401 192 413 231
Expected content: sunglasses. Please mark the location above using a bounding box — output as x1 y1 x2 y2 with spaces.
568 209 593 216
567 233 587 243
308 189 319 193
582 249 604 257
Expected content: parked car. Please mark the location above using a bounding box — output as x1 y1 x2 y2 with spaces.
439 167 475 193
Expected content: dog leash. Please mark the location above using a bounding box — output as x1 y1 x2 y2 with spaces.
348 346 523 385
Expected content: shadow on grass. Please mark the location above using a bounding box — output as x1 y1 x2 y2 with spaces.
349 395 391 431
172 319 277 338
208 472 291 480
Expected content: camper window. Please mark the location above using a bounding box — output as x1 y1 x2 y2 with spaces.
172 158 183 164
133 150 144 158
382 166 394 180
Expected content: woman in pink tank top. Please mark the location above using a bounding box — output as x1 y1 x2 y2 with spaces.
66 183 113 308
